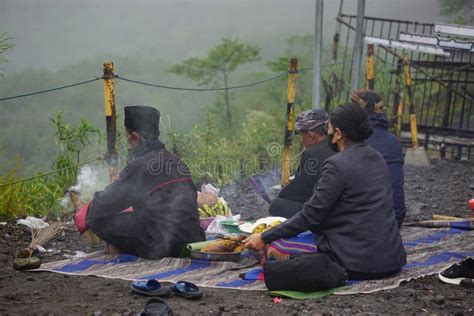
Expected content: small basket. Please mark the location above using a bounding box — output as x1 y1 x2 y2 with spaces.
199 217 214 231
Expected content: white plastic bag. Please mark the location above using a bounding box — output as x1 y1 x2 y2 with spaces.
197 183 220 208
206 214 241 235
201 183 219 195
17 216 49 230
63 251 87 259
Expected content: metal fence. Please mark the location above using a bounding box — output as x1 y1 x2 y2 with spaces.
330 11 474 160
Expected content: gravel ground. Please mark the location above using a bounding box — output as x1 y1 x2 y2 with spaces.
0 158 473 315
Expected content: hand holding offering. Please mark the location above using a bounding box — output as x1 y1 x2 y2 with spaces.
244 233 266 251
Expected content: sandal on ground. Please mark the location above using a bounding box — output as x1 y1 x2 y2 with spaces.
140 298 173 316
170 281 203 299
131 279 172 297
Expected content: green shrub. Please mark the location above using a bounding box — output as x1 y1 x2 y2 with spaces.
0 113 101 220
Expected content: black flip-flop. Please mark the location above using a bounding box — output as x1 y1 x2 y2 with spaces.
141 298 173 316
131 279 172 297
170 281 203 299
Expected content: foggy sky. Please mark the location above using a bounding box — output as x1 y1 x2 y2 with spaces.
0 0 446 73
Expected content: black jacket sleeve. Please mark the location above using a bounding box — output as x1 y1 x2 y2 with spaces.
87 162 138 219
262 159 345 244
278 151 315 202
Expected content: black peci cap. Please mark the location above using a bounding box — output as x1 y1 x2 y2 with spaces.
124 105 160 136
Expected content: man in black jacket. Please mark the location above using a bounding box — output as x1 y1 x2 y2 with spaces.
75 106 205 259
246 103 406 285
269 109 335 218
351 89 406 227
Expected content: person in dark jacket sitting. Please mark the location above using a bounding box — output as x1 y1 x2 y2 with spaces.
75 105 205 259
245 103 406 282
351 89 406 227
269 109 335 218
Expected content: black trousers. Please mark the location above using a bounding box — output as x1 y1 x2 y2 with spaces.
264 252 347 292
264 252 402 292
87 210 149 258
269 197 304 219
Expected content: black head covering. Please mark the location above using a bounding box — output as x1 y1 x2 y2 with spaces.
350 89 383 114
124 105 160 137
295 109 329 132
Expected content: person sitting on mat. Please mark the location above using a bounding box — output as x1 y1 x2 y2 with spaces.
245 103 406 286
74 105 205 259
269 109 335 218
351 89 406 227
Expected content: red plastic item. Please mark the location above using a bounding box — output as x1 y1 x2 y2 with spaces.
74 202 90 233
272 297 282 304
469 198 474 217
469 198 474 210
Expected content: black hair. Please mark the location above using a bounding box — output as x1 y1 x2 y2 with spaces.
126 128 159 141
329 102 373 141
310 123 328 135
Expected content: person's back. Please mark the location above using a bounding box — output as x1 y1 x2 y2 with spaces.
351 90 406 227
366 112 405 226
122 144 204 259
79 106 205 260
316 143 406 274
269 109 335 218
277 141 334 203
250 103 407 284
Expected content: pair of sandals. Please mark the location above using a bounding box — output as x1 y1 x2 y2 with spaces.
133 280 202 316
131 279 203 299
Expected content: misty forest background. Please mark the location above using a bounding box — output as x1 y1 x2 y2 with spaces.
0 0 471 219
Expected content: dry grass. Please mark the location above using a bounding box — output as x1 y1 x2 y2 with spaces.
17 221 64 258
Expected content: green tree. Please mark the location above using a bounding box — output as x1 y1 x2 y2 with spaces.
0 32 14 77
169 37 261 127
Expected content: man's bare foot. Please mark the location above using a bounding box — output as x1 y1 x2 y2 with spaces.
106 243 121 255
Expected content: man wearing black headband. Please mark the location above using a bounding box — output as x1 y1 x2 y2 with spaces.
269 109 335 218
351 89 406 227
75 105 205 259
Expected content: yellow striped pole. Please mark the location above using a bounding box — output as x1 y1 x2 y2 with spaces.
103 62 118 182
281 58 297 187
402 53 419 148
366 43 375 90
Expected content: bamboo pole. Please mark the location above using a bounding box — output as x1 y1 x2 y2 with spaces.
402 53 419 148
281 58 298 187
366 43 375 90
78 61 119 245
103 62 118 182
394 59 403 139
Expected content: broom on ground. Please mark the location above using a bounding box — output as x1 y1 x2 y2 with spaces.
17 221 64 258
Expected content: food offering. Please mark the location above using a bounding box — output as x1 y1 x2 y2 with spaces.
238 216 287 234
251 220 282 234
190 235 247 262
198 198 231 218
201 235 246 253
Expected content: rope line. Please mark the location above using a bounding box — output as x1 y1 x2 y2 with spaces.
0 157 101 187
0 59 352 101
116 72 287 91
118 59 355 91
0 59 355 100
0 78 101 101
299 58 355 72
